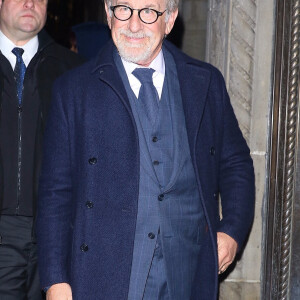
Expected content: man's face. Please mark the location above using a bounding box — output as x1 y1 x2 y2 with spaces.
0 0 48 45
105 0 178 66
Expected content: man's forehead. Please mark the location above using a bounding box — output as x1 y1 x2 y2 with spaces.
113 0 166 9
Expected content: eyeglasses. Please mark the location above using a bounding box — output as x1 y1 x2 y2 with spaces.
110 5 166 24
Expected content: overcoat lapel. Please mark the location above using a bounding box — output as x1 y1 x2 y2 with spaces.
161 45 212 192
91 42 134 119
175 59 212 153
162 49 186 191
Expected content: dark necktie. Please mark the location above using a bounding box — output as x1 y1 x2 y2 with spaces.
12 47 26 106
132 68 159 125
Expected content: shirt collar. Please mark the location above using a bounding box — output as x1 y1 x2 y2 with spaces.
0 30 39 68
121 50 165 78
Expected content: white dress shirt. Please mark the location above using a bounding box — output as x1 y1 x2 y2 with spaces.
0 30 38 69
121 50 165 100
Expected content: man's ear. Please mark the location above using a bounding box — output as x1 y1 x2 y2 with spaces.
105 3 112 29
165 9 178 35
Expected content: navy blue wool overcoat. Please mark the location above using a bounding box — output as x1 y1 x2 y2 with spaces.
37 40 255 300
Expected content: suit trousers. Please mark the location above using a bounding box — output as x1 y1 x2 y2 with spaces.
143 240 169 300
0 215 44 300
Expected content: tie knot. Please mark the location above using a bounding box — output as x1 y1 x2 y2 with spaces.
12 47 24 59
132 68 155 84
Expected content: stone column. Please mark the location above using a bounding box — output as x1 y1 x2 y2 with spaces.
206 0 276 299
181 0 208 60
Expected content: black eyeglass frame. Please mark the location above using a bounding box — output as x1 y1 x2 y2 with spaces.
110 5 167 24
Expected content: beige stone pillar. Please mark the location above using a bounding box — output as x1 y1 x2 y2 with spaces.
181 0 208 60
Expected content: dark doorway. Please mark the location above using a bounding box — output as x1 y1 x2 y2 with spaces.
46 0 106 48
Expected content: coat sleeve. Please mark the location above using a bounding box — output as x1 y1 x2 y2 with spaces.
216 70 255 250
36 77 73 288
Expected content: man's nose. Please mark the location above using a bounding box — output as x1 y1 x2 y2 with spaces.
128 11 143 32
23 0 35 9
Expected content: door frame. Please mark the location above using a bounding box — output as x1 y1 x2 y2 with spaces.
263 0 300 299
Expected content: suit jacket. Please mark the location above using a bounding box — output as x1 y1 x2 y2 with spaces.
36 40 255 300
0 30 84 216
118 49 207 300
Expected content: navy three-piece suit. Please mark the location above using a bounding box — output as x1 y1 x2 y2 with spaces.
36 40 255 300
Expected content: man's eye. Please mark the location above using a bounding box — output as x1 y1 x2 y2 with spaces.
119 6 130 12
143 9 153 14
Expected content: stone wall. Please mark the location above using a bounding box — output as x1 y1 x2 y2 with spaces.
180 0 208 60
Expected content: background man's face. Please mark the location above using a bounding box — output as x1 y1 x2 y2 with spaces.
106 0 178 66
0 0 48 45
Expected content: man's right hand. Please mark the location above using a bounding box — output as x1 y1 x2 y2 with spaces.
46 283 72 300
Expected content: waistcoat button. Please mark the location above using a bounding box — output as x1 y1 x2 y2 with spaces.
158 194 164 201
148 232 155 239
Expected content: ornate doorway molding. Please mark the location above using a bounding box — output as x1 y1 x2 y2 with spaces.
263 0 300 299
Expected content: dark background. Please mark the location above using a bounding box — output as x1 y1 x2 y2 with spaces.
46 0 106 48
46 0 184 50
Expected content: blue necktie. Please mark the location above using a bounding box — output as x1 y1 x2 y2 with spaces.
132 68 159 125
12 47 26 105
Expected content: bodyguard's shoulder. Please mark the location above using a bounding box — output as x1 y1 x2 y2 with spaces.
45 42 85 66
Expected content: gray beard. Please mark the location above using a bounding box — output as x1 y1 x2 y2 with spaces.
116 29 154 64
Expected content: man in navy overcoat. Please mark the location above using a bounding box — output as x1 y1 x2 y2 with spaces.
36 0 255 299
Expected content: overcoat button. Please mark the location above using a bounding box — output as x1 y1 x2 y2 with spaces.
88 157 97 165
80 243 88 252
152 136 158 142
153 160 159 166
158 194 164 201
148 232 155 239
210 147 215 156
86 201 94 208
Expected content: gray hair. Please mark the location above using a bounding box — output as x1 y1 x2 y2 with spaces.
165 0 179 13
105 0 179 14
